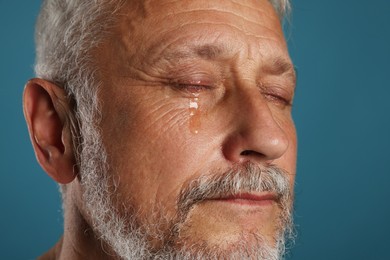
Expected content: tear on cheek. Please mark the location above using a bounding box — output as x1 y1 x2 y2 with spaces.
189 97 201 134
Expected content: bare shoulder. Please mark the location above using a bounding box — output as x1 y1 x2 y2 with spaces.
37 237 63 260
38 248 55 260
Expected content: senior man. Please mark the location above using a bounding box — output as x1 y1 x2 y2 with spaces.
23 0 297 259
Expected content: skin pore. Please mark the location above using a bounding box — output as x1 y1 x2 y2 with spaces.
24 0 296 259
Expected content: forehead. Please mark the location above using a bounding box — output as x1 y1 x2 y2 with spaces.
132 0 282 26
119 0 284 47
107 0 290 76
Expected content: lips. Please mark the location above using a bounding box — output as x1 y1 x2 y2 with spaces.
209 192 278 206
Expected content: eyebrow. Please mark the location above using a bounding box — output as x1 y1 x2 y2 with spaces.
194 44 225 60
263 57 297 85
157 44 296 84
161 44 226 61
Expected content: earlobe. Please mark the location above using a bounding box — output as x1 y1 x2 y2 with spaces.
23 78 77 184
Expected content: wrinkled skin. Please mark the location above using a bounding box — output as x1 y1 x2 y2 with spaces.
95 0 296 251
25 0 297 258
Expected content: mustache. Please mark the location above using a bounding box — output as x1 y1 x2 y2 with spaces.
177 163 291 217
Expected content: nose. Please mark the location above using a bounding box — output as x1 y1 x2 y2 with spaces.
222 87 289 164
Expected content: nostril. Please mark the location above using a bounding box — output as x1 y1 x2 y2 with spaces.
240 150 260 156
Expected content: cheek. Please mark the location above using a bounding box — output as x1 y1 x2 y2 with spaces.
98 89 212 217
284 126 297 190
273 112 297 181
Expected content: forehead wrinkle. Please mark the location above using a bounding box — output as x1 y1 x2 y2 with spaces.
134 0 284 41
164 8 281 36
143 22 283 64
229 0 282 27
119 0 285 62
151 0 280 24
118 1 288 80
136 25 227 67
158 8 283 40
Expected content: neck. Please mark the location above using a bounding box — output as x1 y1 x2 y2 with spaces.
39 183 117 260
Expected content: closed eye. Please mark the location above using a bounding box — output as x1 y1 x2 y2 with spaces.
170 81 214 96
263 92 292 107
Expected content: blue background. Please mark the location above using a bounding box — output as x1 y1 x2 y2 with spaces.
1 0 389 259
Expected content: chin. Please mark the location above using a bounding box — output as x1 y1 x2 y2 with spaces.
158 231 282 260
156 209 284 259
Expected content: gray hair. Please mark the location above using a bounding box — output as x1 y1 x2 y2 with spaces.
269 0 291 19
35 0 291 92
34 0 291 162
35 0 127 167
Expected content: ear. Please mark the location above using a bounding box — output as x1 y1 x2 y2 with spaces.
23 78 77 184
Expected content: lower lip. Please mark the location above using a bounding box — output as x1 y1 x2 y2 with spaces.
217 198 275 206
210 195 276 207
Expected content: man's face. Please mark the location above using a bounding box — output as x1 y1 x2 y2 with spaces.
83 0 296 257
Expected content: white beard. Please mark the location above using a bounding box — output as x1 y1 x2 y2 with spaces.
77 118 294 260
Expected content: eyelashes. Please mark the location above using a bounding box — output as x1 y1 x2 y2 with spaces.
259 83 294 108
169 77 216 95
263 92 292 107
168 78 294 109
172 83 213 94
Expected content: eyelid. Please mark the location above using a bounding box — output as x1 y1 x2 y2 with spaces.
169 76 215 86
174 83 211 91
264 93 292 107
259 84 293 107
169 76 217 91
